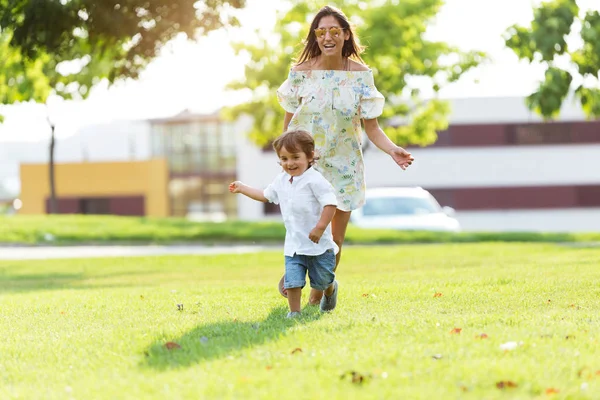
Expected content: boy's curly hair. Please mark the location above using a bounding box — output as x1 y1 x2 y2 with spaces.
272 130 319 162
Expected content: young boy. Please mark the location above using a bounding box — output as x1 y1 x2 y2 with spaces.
229 130 339 318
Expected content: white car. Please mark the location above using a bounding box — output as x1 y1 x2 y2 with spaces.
351 187 461 232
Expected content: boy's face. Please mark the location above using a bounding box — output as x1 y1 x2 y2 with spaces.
278 146 313 177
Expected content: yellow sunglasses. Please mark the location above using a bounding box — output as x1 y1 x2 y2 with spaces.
314 27 344 38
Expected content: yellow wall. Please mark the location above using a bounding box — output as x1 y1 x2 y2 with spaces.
19 159 170 217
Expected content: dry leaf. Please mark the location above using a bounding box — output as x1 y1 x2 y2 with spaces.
450 328 462 334
340 371 369 385
578 367 591 378
496 381 518 389
433 292 443 298
165 342 181 350
291 347 302 354
545 388 560 395
476 333 489 339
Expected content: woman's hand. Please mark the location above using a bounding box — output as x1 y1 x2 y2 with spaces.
389 146 414 170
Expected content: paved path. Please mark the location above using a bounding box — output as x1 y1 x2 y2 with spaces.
0 244 280 260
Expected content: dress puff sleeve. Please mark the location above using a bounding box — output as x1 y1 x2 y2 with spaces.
276 72 301 113
358 73 385 119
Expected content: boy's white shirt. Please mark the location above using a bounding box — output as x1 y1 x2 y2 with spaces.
263 167 339 257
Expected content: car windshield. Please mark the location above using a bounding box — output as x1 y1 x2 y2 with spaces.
362 196 440 216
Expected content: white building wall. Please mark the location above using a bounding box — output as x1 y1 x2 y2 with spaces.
234 96 600 232
364 144 600 189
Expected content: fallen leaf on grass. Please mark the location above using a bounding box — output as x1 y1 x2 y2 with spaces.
433 292 443 298
165 342 181 350
291 348 302 354
545 388 560 395
450 328 462 334
496 381 518 389
340 371 370 385
476 333 489 339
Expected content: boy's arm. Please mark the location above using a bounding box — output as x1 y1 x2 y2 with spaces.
308 205 337 243
229 181 268 203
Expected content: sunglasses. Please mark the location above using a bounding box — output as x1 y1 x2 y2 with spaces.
314 27 344 38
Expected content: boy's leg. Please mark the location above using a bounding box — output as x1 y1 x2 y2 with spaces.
287 288 302 313
306 249 336 305
308 209 351 302
284 254 307 313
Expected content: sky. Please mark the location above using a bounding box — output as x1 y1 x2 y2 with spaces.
0 0 597 143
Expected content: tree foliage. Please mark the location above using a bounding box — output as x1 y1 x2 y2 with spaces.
224 0 486 147
0 0 246 106
505 0 600 118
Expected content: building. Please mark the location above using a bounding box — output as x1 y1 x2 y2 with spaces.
148 111 240 220
236 96 600 232
18 111 248 219
15 96 600 232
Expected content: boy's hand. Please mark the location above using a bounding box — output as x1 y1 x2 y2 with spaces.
308 226 325 243
229 181 245 194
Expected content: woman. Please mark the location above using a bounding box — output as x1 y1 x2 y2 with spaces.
276 5 414 310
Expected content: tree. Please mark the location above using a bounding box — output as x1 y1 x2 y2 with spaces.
224 0 486 147
0 0 246 212
504 0 600 119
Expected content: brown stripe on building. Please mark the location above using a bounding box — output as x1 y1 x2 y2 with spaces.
429 120 600 147
46 196 145 216
428 185 600 210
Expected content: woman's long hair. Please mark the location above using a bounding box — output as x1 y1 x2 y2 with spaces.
295 5 365 66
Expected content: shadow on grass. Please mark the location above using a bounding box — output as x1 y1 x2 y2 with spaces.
143 304 322 370
0 268 161 293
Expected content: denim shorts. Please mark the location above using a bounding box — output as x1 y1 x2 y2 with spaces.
284 249 336 291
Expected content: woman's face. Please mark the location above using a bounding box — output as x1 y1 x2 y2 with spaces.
315 15 350 58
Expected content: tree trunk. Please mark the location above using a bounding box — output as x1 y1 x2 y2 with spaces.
48 119 57 214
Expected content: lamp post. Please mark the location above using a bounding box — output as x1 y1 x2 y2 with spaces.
46 105 57 214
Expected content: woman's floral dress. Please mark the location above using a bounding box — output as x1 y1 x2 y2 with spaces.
277 69 384 211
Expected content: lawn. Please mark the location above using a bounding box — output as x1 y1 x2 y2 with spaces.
1 243 599 399
1 214 600 245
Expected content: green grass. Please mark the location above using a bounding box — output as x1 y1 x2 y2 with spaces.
1 243 600 399
1 214 600 245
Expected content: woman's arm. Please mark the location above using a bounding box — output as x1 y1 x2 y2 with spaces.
363 118 414 170
283 112 294 132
